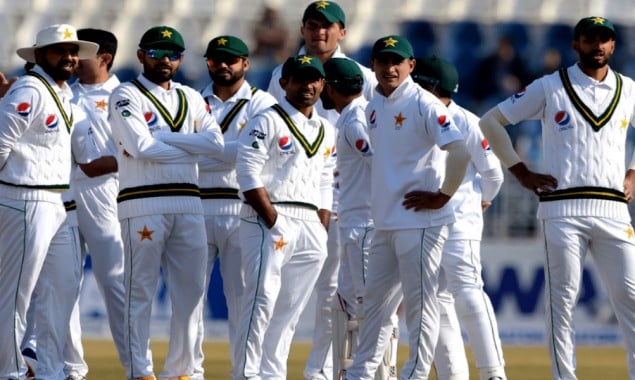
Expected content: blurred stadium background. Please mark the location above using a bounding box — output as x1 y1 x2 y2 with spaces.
7 0 635 347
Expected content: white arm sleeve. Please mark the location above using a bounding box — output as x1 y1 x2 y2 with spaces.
440 140 470 196
480 166 504 202
479 107 522 168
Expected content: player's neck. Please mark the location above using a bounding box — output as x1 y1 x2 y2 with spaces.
213 78 244 102
578 62 609 82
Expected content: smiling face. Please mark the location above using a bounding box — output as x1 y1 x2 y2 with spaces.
371 53 415 96
280 70 325 113
35 43 80 83
300 14 346 59
573 29 615 70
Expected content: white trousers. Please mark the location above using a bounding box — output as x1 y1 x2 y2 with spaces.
543 216 635 380
234 211 327 380
121 213 207 380
0 199 75 380
346 227 446 380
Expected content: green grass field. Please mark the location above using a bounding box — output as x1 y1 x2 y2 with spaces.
84 339 628 379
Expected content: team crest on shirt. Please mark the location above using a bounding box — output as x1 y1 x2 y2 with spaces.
369 110 377 129
438 114 451 130
278 136 295 154
555 111 572 131
355 139 370 154
16 102 31 117
45 114 59 130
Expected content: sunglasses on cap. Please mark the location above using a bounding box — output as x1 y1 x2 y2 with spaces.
143 49 183 61
206 55 242 67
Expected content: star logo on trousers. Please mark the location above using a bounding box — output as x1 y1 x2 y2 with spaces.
274 236 287 251
626 226 635 239
138 225 154 241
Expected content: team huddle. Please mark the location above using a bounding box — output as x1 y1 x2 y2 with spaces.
1 1 635 380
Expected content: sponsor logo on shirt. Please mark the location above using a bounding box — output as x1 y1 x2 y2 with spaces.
438 115 451 130
278 136 295 155
481 138 492 151
17 102 31 117
355 139 370 153
45 114 58 130
115 99 130 109
144 112 158 126
555 110 572 131
369 110 377 129
250 129 266 139
510 88 526 104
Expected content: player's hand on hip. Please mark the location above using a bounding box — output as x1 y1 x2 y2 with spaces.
402 190 451 211
623 169 635 201
508 162 557 195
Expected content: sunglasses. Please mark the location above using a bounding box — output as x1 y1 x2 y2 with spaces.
143 49 183 61
206 55 242 67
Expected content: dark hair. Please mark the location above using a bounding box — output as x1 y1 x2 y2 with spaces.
77 28 118 70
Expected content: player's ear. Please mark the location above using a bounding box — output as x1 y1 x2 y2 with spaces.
136 49 145 64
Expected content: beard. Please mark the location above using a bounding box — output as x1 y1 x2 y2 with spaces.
578 50 611 69
143 61 176 84
38 58 75 82
211 69 242 87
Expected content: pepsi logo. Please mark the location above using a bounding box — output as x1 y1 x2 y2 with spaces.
278 136 293 151
481 138 492 151
16 102 31 117
144 112 158 126
205 104 212 114
513 88 526 98
45 114 58 129
555 111 570 126
438 115 451 128
369 110 376 124
355 139 370 153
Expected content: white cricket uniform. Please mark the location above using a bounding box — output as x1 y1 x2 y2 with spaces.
109 74 224 380
268 45 377 380
497 63 635 380
334 96 373 317
0 66 78 380
66 74 128 371
433 101 506 380
192 80 276 378
234 97 335 380
346 77 464 380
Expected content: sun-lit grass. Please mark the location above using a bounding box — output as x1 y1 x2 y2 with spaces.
83 339 628 379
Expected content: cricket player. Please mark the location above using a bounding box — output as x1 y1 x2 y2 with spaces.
66 28 128 378
193 34 276 379
0 24 98 380
344 35 470 380
480 16 635 380
108 25 224 380
266 4 377 378
233 54 335 380
412 55 506 380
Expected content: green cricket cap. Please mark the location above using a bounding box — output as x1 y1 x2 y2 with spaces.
574 16 616 39
412 55 459 94
323 57 363 87
371 35 414 60
139 26 185 51
281 54 325 78
303 1 345 27
204 35 249 58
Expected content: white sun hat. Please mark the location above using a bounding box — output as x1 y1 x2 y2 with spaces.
16 24 100 63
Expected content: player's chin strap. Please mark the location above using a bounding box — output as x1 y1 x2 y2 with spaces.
332 293 399 380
